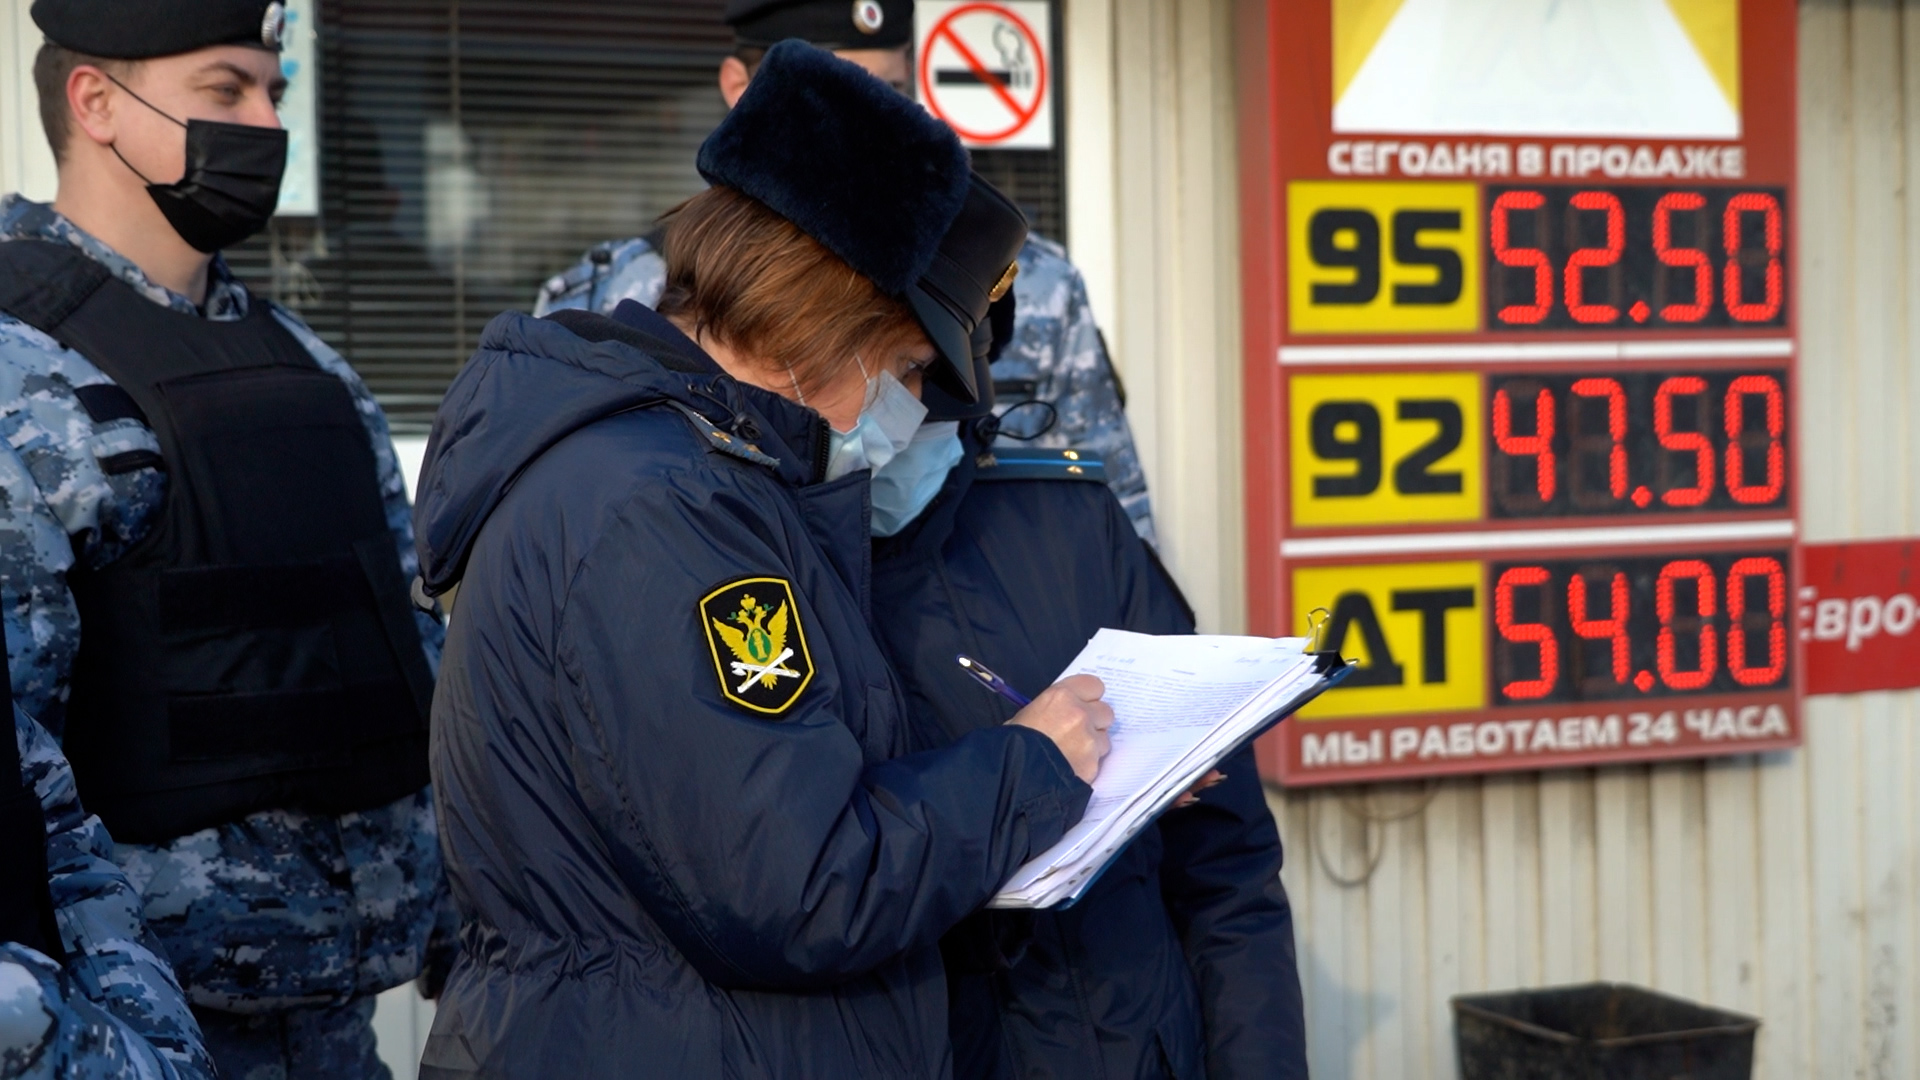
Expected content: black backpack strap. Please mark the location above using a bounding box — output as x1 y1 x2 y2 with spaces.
0 240 114 336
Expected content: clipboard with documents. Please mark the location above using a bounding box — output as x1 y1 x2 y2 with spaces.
989 630 1354 910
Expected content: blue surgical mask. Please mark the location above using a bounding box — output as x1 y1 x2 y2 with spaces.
825 370 927 482
870 421 963 536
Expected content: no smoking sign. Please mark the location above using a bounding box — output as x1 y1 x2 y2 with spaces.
916 1 1054 150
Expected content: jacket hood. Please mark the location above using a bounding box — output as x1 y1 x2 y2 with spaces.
413 305 822 595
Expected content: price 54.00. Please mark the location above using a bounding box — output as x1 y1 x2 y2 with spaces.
1492 552 1791 705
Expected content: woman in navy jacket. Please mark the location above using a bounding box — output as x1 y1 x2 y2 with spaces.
872 421 1311 1079
410 44 1112 1078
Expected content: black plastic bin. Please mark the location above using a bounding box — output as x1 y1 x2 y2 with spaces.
1452 982 1758 1080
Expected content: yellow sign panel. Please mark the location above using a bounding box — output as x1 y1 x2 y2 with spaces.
1288 181 1481 334
1294 560 1485 719
1289 372 1483 527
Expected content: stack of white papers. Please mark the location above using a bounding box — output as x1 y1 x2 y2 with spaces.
990 629 1330 910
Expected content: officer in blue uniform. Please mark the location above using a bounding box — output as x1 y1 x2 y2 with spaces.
413 43 1117 1078
872 416 1309 1078
0 3 446 1076
534 0 1159 542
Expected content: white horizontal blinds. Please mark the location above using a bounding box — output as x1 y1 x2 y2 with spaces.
225 0 1067 434
225 0 731 433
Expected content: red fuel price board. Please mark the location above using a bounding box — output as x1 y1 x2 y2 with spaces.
1238 0 1801 784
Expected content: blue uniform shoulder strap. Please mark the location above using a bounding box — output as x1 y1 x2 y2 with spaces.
974 446 1107 483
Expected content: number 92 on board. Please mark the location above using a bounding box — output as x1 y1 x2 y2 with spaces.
1288 181 1481 333
1289 372 1482 527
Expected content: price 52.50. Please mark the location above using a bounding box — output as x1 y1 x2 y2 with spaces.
1486 185 1788 331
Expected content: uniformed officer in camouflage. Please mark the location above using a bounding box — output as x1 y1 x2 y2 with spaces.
4 705 214 1080
0 3 447 1077
533 0 1158 542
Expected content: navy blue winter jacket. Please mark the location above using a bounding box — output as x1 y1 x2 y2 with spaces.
410 304 1090 1079
871 431 1309 1080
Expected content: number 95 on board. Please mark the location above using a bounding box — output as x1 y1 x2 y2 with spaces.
1287 181 1481 333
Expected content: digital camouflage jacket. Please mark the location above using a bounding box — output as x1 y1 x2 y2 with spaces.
0 195 447 1016
2 707 213 1080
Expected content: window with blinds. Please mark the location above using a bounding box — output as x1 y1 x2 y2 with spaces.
226 0 1068 434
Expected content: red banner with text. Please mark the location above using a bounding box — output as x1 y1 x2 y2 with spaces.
1800 540 1920 695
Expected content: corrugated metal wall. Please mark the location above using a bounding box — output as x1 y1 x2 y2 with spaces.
1267 4 1920 1076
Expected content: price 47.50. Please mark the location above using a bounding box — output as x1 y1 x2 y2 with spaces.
1488 370 1790 519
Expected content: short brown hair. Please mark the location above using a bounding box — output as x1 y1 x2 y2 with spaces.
34 43 140 163
657 186 927 400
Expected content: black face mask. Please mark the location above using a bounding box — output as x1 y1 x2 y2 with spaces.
143 120 288 253
106 78 288 253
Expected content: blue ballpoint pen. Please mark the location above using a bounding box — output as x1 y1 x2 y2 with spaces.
956 655 1032 707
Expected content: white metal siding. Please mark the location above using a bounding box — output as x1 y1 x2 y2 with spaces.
1259 2 1920 1076
0 0 57 200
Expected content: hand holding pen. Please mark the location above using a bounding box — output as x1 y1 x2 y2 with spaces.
958 654 1223 805
957 655 1113 785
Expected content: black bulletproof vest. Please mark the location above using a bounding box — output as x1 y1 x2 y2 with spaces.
0 240 434 844
1 621 63 960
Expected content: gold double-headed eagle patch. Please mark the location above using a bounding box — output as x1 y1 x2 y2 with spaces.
700 577 815 716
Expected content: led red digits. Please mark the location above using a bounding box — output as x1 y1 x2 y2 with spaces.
1724 193 1784 323
1490 553 1792 705
1654 377 1714 507
1496 566 1559 700
1727 557 1787 686
1569 569 1631 685
1653 192 1711 322
1493 386 1556 504
1724 375 1785 504
1656 560 1718 691
1486 186 1787 331
1492 190 1551 324
1565 191 1624 324
1571 377 1628 501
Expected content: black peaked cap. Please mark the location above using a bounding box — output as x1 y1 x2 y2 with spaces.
726 0 912 50
698 41 1025 403
32 0 287 58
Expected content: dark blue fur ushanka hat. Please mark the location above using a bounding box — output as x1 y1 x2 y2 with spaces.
697 40 1028 403
698 40 969 297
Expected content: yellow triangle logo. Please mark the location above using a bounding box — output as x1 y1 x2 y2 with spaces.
1665 0 1741 113
1333 0 1408 105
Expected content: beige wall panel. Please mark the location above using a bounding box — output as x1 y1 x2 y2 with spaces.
1 0 57 200
1097 0 1246 636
